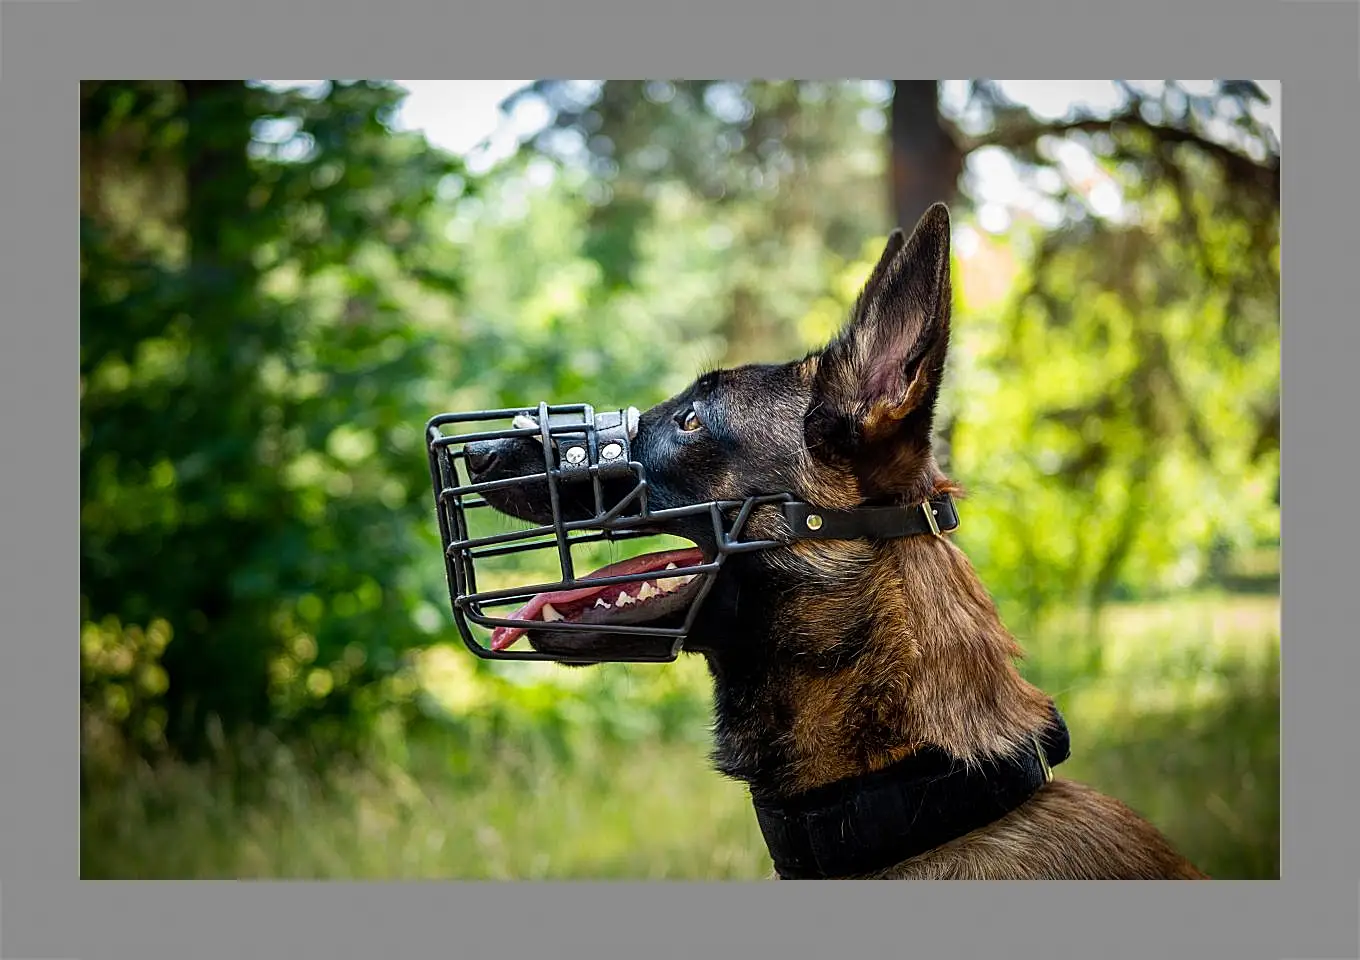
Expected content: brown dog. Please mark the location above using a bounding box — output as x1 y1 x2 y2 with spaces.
461 202 1207 879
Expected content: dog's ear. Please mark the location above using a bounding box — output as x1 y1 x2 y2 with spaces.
808 203 952 455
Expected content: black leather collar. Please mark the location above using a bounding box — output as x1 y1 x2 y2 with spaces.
752 702 1071 879
783 493 960 541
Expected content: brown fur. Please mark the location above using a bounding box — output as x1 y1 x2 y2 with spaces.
863 780 1207 879
472 202 1209 879
709 206 1207 878
758 523 1206 878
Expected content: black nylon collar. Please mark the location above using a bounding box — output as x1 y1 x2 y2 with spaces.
752 702 1071 879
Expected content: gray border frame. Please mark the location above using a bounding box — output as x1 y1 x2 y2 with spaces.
6 0 1352 955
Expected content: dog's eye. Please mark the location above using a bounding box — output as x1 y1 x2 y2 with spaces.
676 407 703 433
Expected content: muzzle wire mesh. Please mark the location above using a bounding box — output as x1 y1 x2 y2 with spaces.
426 402 790 662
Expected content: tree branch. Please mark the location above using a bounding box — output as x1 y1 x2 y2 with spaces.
964 109 1279 197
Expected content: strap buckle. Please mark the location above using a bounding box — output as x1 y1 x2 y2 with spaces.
1032 734 1054 783
922 500 943 536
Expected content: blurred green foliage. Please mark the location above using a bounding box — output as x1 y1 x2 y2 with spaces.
81 80 466 756
80 79 1279 878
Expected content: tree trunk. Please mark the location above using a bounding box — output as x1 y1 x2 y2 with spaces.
889 81 964 230
890 82 964 470
160 81 274 756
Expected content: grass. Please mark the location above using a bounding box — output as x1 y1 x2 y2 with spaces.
82 736 770 880
81 590 1279 880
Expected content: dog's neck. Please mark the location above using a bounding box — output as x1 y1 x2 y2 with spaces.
702 529 1054 803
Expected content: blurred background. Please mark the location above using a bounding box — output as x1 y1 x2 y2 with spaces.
80 79 1281 880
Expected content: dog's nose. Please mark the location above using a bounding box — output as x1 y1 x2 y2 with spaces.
464 441 500 479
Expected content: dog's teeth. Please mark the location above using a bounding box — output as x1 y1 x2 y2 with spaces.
679 575 695 585
594 598 609 608
664 562 678 570
657 577 681 593
540 603 564 622
638 582 659 600
615 592 635 607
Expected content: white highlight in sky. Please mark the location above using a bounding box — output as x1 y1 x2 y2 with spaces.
391 80 547 173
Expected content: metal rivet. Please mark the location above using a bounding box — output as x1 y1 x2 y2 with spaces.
806 514 823 531
564 446 587 465
600 442 623 460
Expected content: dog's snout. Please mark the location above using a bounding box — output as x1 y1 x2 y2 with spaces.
464 441 501 478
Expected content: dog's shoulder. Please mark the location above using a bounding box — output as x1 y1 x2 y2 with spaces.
863 779 1208 880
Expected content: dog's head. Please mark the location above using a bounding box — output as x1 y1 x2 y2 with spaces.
464 203 955 663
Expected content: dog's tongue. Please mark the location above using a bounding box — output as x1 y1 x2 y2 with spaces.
489 548 704 651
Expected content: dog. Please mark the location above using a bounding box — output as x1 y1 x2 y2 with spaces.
459 202 1208 879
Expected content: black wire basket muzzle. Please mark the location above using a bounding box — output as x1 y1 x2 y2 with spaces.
425 402 789 663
